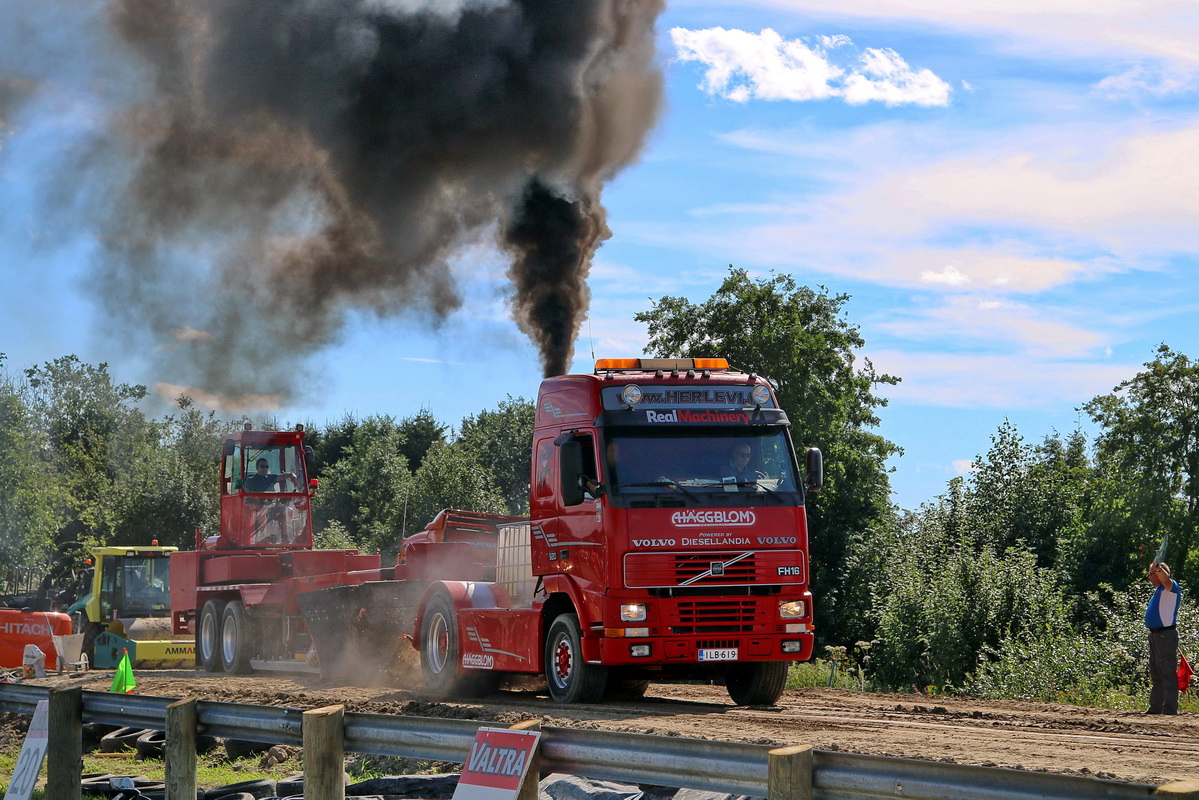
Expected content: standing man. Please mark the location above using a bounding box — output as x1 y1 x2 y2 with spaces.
1145 561 1182 715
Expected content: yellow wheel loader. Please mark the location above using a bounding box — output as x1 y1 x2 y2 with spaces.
67 545 195 668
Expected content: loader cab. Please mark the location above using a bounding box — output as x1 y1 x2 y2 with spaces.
70 546 177 625
218 427 314 550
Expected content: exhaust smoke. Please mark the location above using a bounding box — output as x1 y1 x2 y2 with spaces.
4 0 664 399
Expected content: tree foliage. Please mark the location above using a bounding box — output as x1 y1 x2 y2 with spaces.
457 396 535 515
1083 344 1199 586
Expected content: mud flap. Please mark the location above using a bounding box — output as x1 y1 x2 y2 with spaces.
299 581 428 685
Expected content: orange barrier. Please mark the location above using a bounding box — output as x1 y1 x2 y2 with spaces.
0 609 72 670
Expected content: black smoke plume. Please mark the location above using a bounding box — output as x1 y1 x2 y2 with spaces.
18 0 665 399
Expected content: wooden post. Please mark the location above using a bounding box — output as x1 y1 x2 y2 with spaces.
47 686 82 800
303 705 345 800
767 744 813 800
509 719 542 800
1156 780 1199 799
165 698 198 800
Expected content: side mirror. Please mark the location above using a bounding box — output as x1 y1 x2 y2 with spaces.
805 447 823 493
304 445 316 475
559 439 585 507
223 439 235 458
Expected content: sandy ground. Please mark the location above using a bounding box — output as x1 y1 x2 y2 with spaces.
6 668 1198 787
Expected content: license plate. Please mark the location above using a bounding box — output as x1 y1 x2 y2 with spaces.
698 648 738 661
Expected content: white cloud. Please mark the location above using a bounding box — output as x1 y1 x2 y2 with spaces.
703 0 1199 68
841 48 952 107
953 459 975 475
878 296 1106 359
1094 63 1199 99
867 350 1134 409
670 27 950 107
920 265 969 286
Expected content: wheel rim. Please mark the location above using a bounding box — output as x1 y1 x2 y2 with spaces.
200 612 215 661
222 614 236 665
551 632 574 688
428 613 449 674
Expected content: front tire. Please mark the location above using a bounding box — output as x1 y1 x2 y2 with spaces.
544 613 606 703
220 601 253 674
725 661 788 706
198 600 225 673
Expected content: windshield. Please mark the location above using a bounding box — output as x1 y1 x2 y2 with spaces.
242 444 307 494
100 555 171 618
602 427 801 505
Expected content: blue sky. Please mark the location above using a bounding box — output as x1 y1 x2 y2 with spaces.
2 0 1197 510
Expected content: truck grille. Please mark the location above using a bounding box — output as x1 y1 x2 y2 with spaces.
624 550 805 588
669 599 761 634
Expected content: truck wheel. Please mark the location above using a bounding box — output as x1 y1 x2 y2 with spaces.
725 661 788 706
544 613 607 703
199 600 225 673
221 601 254 674
420 594 470 696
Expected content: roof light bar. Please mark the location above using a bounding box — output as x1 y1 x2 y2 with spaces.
594 357 730 372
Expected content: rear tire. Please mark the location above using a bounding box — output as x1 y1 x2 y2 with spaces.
544 613 607 703
725 661 788 706
220 600 254 674
420 593 471 696
198 600 224 673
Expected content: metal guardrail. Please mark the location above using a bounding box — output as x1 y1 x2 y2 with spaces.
0 684 1156 800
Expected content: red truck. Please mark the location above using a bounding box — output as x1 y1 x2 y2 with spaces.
173 357 822 705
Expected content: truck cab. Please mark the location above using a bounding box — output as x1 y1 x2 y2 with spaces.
412 358 821 705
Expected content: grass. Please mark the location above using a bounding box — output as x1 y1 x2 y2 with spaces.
0 746 304 798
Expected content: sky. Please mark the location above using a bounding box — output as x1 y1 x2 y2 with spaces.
2 0 1197 511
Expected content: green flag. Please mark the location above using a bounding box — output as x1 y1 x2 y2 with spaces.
110 649 136 695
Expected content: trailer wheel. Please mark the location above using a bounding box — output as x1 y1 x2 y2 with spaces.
199 600 225 672
420 594 470 696
725 661 788 706
220 600 254 674
545 613 607 703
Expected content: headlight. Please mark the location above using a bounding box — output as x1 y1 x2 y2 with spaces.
778 600 806 619
620 603 647 622
751 384 772 406
621 385 643 406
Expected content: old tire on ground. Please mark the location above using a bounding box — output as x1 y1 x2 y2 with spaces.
135 729 166 759
223 738 273 759
100 727 149 753
205 778 277 800
725 661 789 706
198 600 225 673
544 613 607 703
220 601 253 674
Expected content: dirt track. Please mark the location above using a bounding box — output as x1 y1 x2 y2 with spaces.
12 669 1199 786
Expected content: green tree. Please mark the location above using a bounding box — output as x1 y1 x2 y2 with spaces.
0 356 63 590
119 396 229 549
403 440 507 545
457 396 535 515
1083 345 1199 586
21 355 154 557
635 267 901 644
398 409 448 471
312 415 413 554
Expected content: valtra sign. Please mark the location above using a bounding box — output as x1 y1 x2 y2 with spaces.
671 510 757 527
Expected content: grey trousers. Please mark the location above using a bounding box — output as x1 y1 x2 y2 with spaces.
1148 627 1179 714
